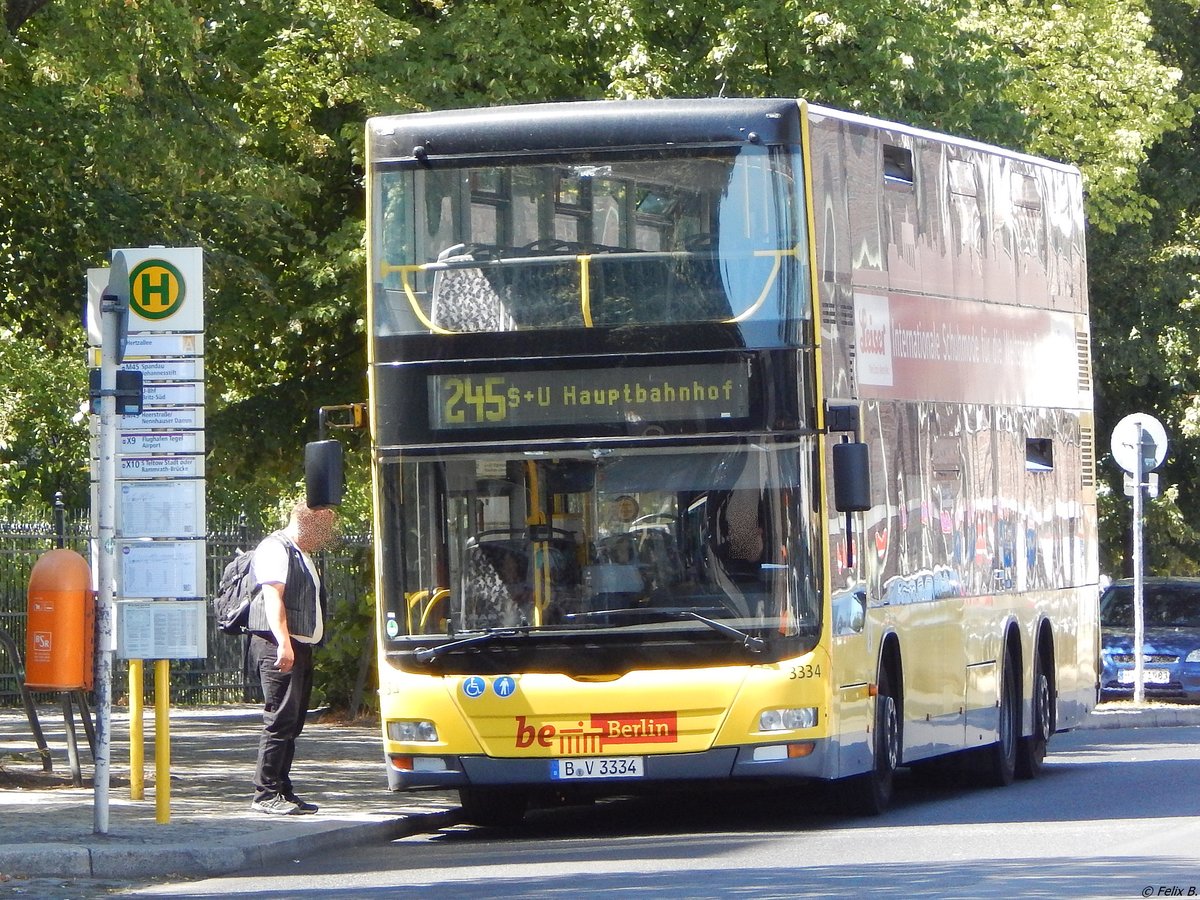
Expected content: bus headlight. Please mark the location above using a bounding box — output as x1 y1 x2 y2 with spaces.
758 707 818 731
388 720 439 742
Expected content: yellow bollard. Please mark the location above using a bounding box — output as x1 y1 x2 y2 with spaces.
155 659 170 824
128 659 144 801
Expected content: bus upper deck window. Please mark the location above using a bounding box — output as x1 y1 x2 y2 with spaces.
883 145 914 187
1026 437 1054 472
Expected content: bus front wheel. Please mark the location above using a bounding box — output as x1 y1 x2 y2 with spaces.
459 786 528 826
845 666 901 816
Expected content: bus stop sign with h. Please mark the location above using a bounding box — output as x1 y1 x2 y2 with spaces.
86 247 206 833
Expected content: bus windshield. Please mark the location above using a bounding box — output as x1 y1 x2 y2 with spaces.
379 444 821 663
371 145 805 337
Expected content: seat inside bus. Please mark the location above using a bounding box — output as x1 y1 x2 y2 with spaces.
426 240 732 332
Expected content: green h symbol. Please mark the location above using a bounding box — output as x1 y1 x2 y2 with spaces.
129 260 184 319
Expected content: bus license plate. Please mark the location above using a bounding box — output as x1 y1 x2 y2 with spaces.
550 756 644 780
1119 668 1170 684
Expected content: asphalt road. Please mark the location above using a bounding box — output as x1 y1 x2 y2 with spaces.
113 724 1200 900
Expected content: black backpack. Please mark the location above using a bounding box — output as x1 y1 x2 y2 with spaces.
212 548 258 635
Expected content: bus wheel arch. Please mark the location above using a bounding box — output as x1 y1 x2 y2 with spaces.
1016 620 1056 780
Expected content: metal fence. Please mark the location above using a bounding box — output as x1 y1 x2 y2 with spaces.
0 506 373 708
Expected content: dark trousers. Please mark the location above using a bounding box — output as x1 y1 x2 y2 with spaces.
250 634 315 802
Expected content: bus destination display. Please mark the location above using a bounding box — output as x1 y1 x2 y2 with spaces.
428 362 750 431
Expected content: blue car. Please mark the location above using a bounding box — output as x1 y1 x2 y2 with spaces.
1100 577 1200 702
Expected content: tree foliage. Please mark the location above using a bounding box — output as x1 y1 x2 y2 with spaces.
967 0 1189 232
0 327 88 504
1 0 417 513
1083 0 1200 575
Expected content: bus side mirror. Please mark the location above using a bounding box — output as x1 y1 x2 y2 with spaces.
832 441 871 512
305 440 344 508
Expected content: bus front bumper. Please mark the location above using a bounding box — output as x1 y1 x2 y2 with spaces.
385 738 834 792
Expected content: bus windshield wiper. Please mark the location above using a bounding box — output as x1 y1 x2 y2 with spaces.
560 608 765 652
413 628 526 663
682 611 765 653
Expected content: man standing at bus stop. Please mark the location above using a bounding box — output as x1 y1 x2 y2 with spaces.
247 500 337 816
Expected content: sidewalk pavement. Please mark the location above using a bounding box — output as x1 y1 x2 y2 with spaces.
2 700 1199 885
0 705 461 884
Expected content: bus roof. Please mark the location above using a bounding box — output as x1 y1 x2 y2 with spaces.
367 98 803 163
369 98 1079 177
806 103 1080 176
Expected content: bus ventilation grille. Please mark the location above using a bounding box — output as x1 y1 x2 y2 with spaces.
1080 425 1096 487
821 299 854 331
1076 331 1092 392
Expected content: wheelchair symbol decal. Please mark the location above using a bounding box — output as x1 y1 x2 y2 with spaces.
462 676 487 699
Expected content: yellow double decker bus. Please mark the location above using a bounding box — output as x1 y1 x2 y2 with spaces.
309 98 1098 823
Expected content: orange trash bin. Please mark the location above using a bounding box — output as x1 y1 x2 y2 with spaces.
25 548 94 691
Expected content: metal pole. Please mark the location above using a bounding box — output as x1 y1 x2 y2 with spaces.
53 491 66 550
61 692 83 787
1132 423 1146 705
93 292 120 833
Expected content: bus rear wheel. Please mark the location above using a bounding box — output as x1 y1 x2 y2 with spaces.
1017 651 1053 779
459 786 528 826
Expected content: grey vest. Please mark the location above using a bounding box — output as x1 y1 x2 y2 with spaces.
246 531 327 643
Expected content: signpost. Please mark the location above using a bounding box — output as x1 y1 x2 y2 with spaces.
1110 412 1168 705
86 247 205 831
88 252 127 836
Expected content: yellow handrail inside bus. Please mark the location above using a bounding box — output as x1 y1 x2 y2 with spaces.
578 255 593 327
724 244 803 323
406 587 452 633
525 461 550 627
381 261 454 335
404 589 424 633
420 588 450 631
